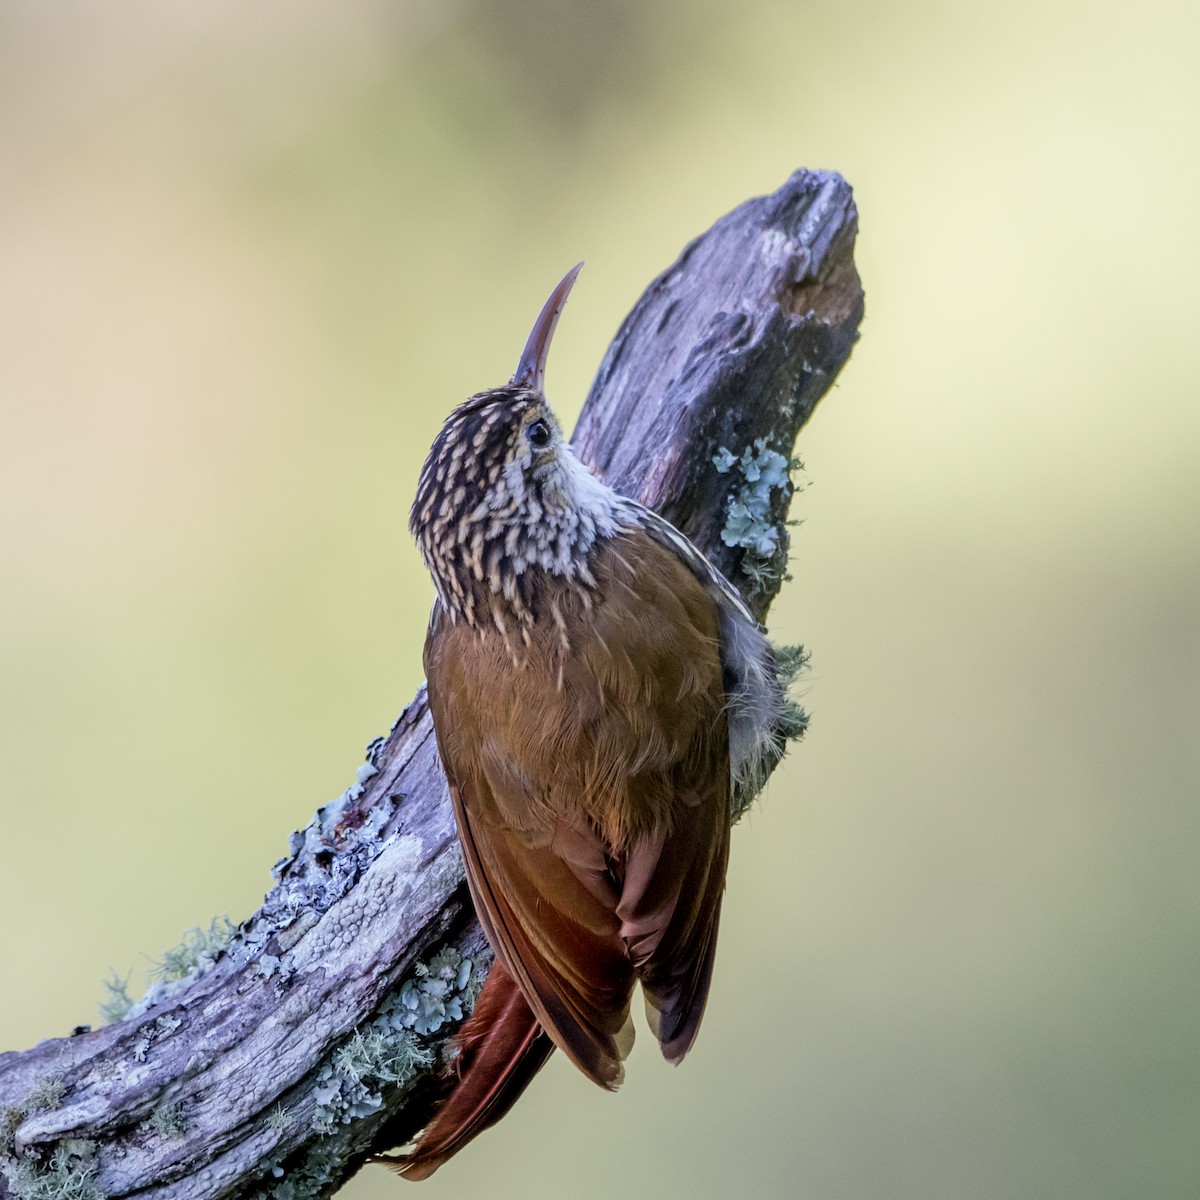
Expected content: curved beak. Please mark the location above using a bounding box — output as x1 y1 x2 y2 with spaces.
511 262 584 392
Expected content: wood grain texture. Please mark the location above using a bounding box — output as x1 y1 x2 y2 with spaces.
0 169 863 1200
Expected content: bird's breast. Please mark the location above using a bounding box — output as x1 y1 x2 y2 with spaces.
424 528 728 852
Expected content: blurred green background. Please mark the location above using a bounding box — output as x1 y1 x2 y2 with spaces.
1 2 1197 1198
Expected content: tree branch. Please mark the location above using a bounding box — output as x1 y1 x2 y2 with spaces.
0 169 863 1200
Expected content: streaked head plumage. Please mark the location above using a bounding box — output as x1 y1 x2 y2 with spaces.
409 270 630 625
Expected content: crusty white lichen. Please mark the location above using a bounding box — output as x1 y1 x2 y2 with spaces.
255 747 399 959
98 729 397 1028
98 724 403 1036
279 763 384 879
131 1013 183 1064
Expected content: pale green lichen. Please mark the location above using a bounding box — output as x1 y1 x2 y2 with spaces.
307 945 476 1136
714 439 803 595
311 1026 431 1135
257 942 479 1200
25 1077 65 1112
151 917 236 985
772 641 811 744
1 1105 24 1154
4 1140 103 1200
260 1143 340 1200
2 1076 72 1186
98 972 133 1026
100 916 237 1025
397 947 473 1036
461 951 492 1014
773 642 810 682
265 1104 294 1133
149 1102 187 1139
714 440 811 806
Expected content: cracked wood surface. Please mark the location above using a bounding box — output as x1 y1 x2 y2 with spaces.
0 169 864 1200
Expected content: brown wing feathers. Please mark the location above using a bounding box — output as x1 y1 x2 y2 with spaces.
618 772 731 1062
401 529 730 1173
450 782 635 1088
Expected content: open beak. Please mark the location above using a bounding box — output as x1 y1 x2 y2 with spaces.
511 262 584 392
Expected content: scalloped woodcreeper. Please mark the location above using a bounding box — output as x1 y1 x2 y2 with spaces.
379 266 790 1178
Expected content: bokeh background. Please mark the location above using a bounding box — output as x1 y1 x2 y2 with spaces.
1 2 1197 1198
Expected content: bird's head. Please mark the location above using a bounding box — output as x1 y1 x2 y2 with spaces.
410 266 629 624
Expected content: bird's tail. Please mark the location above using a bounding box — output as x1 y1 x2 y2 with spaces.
371 961 554 1181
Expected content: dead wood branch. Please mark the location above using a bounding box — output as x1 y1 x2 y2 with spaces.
0 169 863 1200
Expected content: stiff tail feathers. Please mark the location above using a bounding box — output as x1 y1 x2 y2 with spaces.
371 962 554 1181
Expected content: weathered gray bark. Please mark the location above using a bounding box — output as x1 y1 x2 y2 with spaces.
0 169 863 1200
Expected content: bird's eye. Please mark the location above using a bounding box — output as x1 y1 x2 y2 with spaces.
525 419 551 448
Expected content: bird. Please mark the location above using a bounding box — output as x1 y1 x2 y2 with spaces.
378 264 793 1179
